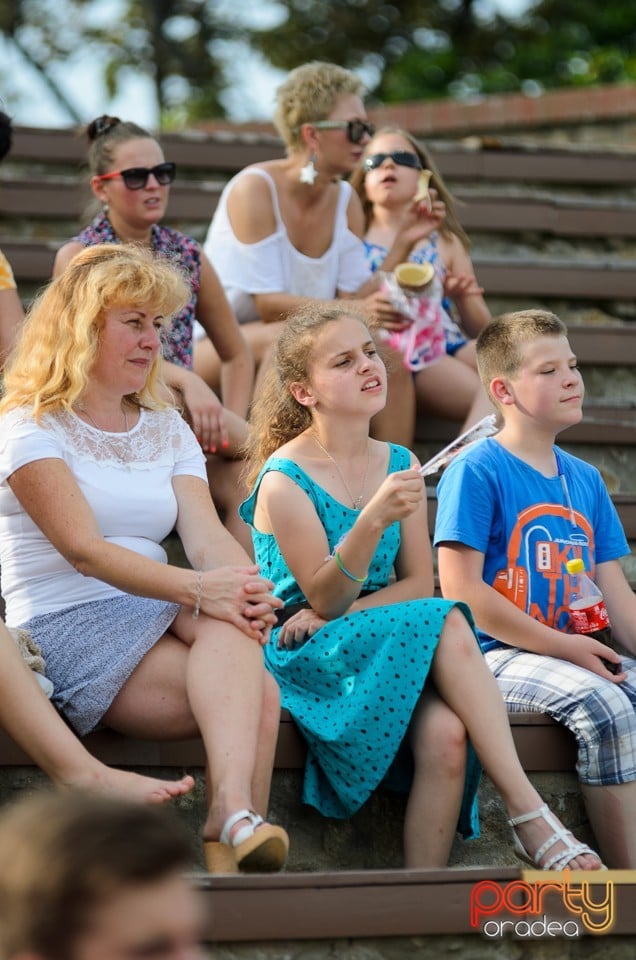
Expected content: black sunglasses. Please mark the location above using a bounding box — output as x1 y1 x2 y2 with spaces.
363 151 422 172
312 119 376 144
95 161 177 190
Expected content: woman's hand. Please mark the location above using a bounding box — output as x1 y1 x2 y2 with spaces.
199 565 283 644
178 371 229 453
362 468 425 529
277 608 327 650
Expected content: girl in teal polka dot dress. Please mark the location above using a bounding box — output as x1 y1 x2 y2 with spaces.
240 304 603 870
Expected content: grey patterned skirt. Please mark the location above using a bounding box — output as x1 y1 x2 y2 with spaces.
23 596 180 736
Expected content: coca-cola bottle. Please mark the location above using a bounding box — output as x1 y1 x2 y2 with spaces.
565 557 620 674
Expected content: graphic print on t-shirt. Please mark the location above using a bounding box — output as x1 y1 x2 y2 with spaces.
493 502 595 632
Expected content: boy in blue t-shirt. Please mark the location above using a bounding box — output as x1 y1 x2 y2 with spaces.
434 308 636 868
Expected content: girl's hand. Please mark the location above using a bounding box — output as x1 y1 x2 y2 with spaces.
277 609 327 649
179 371 229 454
444 272 484 300
358 291 411 331
199 565 283 643
362 468 424 529
399 190 446 247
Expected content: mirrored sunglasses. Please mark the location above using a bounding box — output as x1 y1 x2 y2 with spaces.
95 162 177 190
312 119 376 144
363 151 422 172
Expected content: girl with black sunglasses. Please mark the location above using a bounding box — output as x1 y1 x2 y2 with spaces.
52 116 255 554
195 61 407 397
350 127 495 447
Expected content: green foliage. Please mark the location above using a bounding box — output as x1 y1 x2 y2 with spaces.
252 0 636 102
1 0 634 125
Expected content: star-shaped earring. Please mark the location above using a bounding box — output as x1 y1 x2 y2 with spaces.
299 153 318 185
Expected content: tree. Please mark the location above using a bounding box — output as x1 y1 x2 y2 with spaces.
250 0 636 103
1 0 634 126
0 0 246 125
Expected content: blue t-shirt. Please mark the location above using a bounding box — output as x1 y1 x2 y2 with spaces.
433 438 629 652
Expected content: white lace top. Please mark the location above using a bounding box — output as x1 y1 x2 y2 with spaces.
203 167 371 324
0 407 207 624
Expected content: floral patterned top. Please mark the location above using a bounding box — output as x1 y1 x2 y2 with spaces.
75 214 201 368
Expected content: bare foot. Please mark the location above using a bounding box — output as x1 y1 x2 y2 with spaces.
58 764 195 804
511 804 604 870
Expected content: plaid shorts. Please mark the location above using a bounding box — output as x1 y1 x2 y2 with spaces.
486 646 636 786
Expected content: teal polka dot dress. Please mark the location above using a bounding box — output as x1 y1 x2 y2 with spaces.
240 444 481 839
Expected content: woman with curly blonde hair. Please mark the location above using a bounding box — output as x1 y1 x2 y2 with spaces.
0 244 288 874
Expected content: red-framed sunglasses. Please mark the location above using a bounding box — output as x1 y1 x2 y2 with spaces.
95 162 177 190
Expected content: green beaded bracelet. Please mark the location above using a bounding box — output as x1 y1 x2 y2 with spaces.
334 550 367 583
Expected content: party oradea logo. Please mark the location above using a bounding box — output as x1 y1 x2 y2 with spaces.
470 868 627 939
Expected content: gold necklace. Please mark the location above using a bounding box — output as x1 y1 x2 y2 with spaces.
312 433 370 509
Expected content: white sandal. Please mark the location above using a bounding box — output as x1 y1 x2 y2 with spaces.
508 804 605 871
204 809 289 874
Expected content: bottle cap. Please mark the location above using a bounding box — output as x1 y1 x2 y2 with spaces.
565 558 585 575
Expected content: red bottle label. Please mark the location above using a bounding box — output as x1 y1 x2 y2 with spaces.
569 599 610 635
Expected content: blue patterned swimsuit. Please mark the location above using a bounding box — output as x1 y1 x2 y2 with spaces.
75 214 201 367
240 444 481 837
365 235 467 356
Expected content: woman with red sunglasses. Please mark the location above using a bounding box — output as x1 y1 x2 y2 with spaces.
53 116 255 553
195 61 409 397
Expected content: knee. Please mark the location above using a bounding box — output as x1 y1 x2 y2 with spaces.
440 606 479 659
574 684 636 742
412 701 467 777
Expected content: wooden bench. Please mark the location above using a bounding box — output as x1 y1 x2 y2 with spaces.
0 707 576 774
4 174 636 238
7 125 636 184
193 866 636 942
4 230 636 301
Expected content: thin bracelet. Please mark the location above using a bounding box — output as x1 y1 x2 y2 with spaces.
192 570 203 620
334 550 367 583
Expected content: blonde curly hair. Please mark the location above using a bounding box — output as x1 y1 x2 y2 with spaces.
274 61 365 152
0 244 190 421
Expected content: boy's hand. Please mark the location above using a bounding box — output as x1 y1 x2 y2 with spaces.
558 633 626 682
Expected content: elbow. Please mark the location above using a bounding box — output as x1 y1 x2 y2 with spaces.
72 555 96 579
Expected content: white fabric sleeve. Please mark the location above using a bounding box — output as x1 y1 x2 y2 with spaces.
0 411 64 483
170 413 208 481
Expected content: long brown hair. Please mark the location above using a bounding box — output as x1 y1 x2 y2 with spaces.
350 125 469 249
244 303 371 488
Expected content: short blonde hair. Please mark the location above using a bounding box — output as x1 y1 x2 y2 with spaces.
0 244 190 421
476 309 568 400
274 61 365 151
